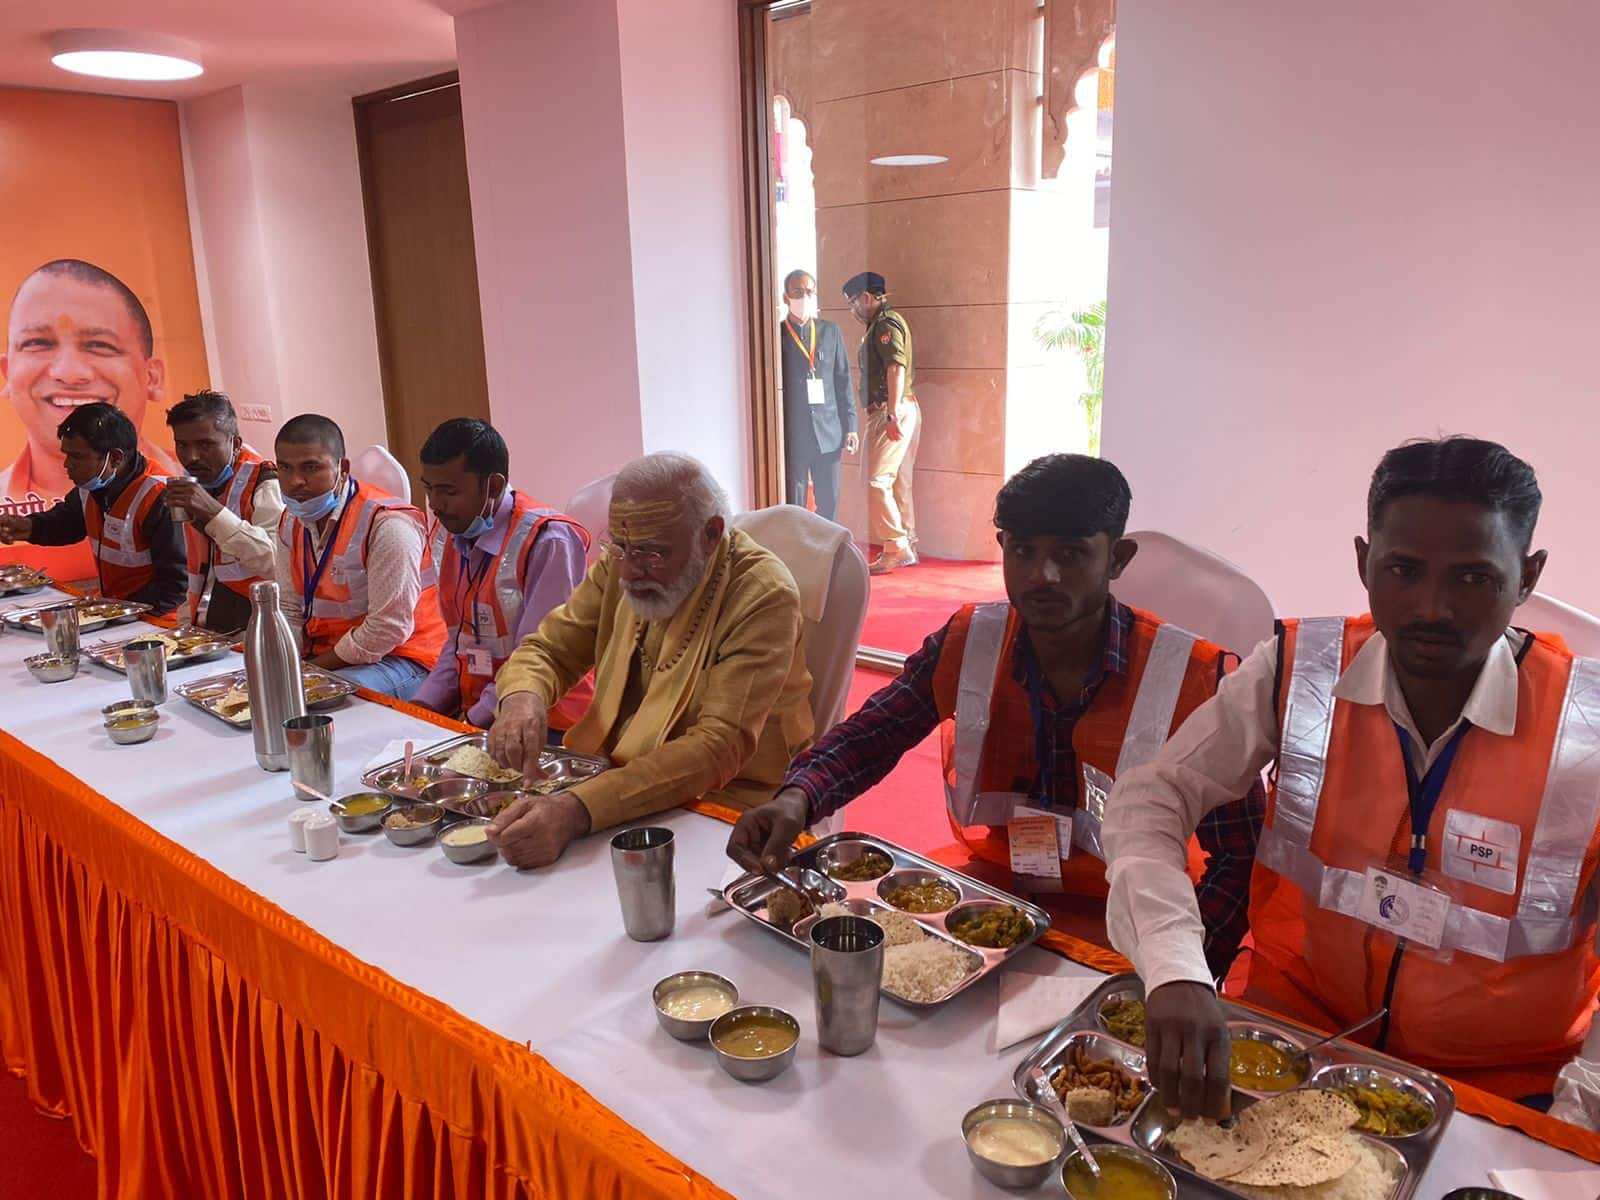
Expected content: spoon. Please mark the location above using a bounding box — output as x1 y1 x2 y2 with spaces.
1286 1007 1388 1078
402 740 415 781
1026 1066 1100 1177
292 780 334 804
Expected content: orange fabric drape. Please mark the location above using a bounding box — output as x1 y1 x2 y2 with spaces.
0 725 733 1199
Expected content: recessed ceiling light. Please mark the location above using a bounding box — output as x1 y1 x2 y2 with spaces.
49 30 203 82
870 154 949 167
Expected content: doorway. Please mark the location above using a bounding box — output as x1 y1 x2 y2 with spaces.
354 74 489 501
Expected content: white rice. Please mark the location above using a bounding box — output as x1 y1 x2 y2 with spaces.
881 938 979 1002
1230 1137 1400 1200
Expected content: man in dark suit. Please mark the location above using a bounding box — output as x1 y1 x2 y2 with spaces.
779 269 857 522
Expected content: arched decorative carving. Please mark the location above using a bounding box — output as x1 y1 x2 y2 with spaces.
1043 0 1116 179
767 7 813 130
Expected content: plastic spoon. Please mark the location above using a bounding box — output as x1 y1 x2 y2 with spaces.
402 740 415 782
1027 1066 1100 1177
292 780 335 804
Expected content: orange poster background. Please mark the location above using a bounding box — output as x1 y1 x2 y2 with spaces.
0 86 209 582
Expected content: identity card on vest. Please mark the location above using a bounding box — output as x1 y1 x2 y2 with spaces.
103 515 130 544
1355 867 1450 950
1009 805 1071 893
462 646 494 677
805 378 826 406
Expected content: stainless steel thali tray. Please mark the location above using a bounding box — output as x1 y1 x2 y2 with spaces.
723 831 1052 1009
4 596 150 632
175 667 358 728
85 627 235 673
360 731 611 800
1012 973 1455 1200
0 567 50 597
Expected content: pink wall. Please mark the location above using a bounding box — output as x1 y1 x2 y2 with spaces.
181 85 389 456
456 0 643 507
616 0 751 505
1104 0 1600 618
457 0 752 510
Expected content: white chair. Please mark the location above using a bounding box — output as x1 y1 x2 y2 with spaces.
1114 529 1276 657
353 444 410 503
1516 591 1600 658
733 505 871 835
565 473 617 565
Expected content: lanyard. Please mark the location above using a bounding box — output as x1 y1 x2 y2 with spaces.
457 549 494 637
1024 653 1055 807
784 318 817 374
1392 720 1472 875
300 480 357 617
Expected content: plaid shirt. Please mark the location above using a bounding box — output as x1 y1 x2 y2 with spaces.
784 599 1264 978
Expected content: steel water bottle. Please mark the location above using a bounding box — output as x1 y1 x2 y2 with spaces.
244 580 306 770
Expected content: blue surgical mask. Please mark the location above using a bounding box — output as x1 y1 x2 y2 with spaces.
456 490 500 545
83 452 115 492
198 461 235 490
285 477 344 523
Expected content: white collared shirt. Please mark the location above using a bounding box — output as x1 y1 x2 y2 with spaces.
1101 626 1527 994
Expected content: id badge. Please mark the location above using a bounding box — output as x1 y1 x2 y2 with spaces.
805 377 826 406
461 646 494 677
1355 866 1451 951
103 515 129 544
1008 805 1072 893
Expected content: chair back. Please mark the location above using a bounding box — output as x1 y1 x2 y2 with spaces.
1516 591 1600 658
1115 529 1276 657
732 505 870 738
565 474 617 565
352 444 411 504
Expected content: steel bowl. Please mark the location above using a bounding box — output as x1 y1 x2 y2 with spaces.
105 711 159 745
652 971 739 1041
1061 1144 1177 1200
420 776 491 810
457 789 534 820
438 817 498 864
960 1098 1064 1190
1308 1062 1437 1137
708 1005 800 1083
102 698 158 721
25 652 79 683
329 792 394 833
370 762 445 797
380 803 444 847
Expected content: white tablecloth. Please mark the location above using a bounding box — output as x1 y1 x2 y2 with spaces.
0 596 1587 1197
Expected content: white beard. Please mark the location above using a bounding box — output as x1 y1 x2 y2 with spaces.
623 540 710 624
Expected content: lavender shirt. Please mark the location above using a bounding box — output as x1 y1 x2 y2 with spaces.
412 490 589 726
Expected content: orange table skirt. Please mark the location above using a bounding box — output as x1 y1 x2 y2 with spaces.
0 721 733 1200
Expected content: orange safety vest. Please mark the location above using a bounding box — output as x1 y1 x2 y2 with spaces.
184 449 272 625
1247 615 1600 1098
435 490 593 728
932 602 1228 897
282 479 448 669
82 460 168 601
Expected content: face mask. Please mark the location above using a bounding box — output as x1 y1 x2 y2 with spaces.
198 461 235 490
285 476 344 523
456 489 500 546
83 452 116 492
787 296 817 322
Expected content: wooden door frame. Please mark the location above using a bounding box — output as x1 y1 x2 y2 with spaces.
735 1 783 510
352 71 464 468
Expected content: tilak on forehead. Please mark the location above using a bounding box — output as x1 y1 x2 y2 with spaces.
609 496 682 543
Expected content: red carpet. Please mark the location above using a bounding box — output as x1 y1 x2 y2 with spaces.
0 1071 96 1198
859 553 1003 657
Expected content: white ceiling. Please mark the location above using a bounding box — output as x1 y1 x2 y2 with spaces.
0 0 464 101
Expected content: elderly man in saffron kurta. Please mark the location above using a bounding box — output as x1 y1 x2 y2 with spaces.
485 452 814 869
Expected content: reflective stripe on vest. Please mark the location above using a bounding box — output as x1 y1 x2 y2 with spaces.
456 508 563 665
212 459 266 582
309 496 440 621
1257 623 1600 961
945 601 1198 860
86 474 163 568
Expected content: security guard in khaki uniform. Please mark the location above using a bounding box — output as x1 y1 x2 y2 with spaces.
843 270 919 574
